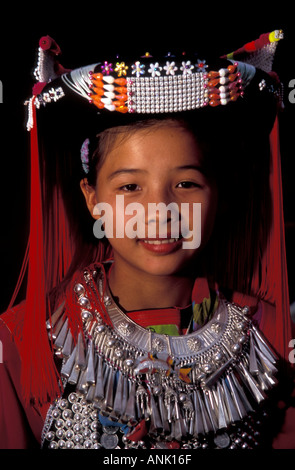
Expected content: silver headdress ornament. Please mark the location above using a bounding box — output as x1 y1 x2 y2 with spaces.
26 30 284 130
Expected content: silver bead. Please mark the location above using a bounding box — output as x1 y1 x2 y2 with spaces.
124 358 134 368
104 295 112 306
231 343 242 354
236 320 248 331
179 392 187 402
56 429 64 439
214 351 224 363
153 385 162 396
238 334 248 344
114 347 124 358
79 296 90 308
202 363 214 374
107 338 116 347
46 431 55 441
81 310 93 321
242 306 250 316
49 441 58 449
96 324 105 333
52 409 61 419
59 399 68 409
65 441 74 448
62 409 73 419
74 283 85 296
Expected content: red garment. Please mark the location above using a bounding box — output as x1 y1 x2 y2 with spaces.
0 314 45 449
0 291 294 449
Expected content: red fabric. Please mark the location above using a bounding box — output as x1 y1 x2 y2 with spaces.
19 102 61 405
244 40 257 52
127 277 211 329
254 119 292 362
0 318 46 448
39 36 61 54
128 309 181 329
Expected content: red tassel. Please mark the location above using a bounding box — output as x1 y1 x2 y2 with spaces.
20 98 61 405
260 119 292 361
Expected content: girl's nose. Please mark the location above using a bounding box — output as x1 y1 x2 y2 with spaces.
143 188 180 237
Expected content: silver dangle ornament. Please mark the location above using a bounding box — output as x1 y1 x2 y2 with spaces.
43 266 279 449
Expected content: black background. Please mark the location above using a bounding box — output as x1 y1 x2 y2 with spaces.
1 7 294 314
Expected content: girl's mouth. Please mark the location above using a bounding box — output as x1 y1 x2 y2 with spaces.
137 237 183 254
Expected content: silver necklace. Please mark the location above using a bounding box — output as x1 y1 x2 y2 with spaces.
43 265 278 449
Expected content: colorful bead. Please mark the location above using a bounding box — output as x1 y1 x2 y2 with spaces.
227 64 237 74
114 78 127 86
163 61 178 76
115 62 129 77
116 106 128 113
92 79 104 88
209 99 220 107
115 93 128 101
101 61 113 75
148 62 162 77
92 73 103 80
92 87 104 96
180 60 194 75
115 86 127 94
131 61 145 77
207 71 219 79
86 55 243 114
208 78 220 87
196 59 208 71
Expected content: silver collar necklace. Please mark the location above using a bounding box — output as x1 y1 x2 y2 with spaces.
44 265 279 449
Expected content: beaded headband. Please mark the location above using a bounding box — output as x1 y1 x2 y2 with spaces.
26 30 284 130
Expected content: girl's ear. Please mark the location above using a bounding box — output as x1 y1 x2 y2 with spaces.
80 179 100 220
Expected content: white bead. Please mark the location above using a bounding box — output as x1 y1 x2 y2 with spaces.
219 85 227 93
103 75 115 84
104 91 116 99
219 77 229 85
219 68 228 77
221 98 228 105
104 104 116 112
101 97 112 105
103 84 115 92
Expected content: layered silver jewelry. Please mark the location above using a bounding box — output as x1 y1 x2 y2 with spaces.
42 265 278 449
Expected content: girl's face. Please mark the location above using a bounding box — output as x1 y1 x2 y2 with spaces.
82 124 218 278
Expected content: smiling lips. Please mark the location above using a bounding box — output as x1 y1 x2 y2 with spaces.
137 237 183 253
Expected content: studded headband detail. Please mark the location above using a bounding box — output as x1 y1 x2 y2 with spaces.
26 30 283 129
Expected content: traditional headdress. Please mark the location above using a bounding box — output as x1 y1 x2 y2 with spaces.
7 30 292 405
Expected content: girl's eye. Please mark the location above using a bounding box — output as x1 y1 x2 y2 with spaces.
120 184 141 192
176 181 201 189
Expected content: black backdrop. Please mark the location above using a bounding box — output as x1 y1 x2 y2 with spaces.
1 8 294 314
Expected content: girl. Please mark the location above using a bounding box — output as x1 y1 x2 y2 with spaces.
0 32 294 449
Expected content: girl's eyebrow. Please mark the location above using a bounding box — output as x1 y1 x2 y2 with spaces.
108 168 147 180
108 165 205 181
176 164 205 173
